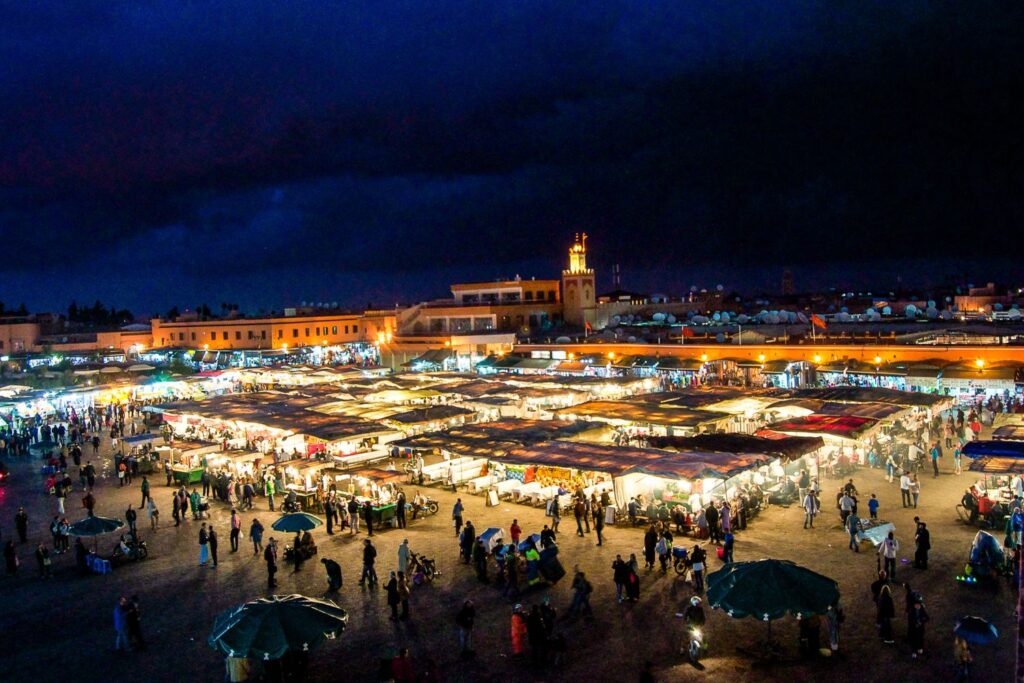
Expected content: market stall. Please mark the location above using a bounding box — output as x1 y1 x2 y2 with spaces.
156 440 220 485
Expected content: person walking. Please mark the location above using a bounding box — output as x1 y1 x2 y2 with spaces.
324 497 335 535
569 570 594 617
910 475 921 508
4 540 17 575
690 544 707 592
456 600 475 657
385 571 401 620
802 490 819 529
914 520 931 569
878 531 899 579
868 494 880 520
208 527 219 568
900 471 912 507
264 477 275 512
953 444 963 475
126 596 146 651
594 505 605 546
347 497 360 535
510 605 528 656
452 499 464 537
397 538 410 576
250 519 264 555
574 499 586 537
510 519 522 546
846 511 860 552
114 597 131 652
321 557 343 591
877 583 896 645
954 636 972 681
147 497 159 530
189 488 201 520
612 555 629 603
643 525 658 569
908 594 929 658
171 492 181 527
473 539 488 583
360 539 378 587
140 476 151 508
264 538 278 589
885 453 897 483
363 500 374 537
825 599 844 653
398 571 410 619
396 491 406 529
125 505 137 536
229 509 241 552
15 508 28 544
198 523 210 566
930 442 941 478
655 531 672 573
706 503 720 544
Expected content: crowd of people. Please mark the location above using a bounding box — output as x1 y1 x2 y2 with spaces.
1 393 1019 682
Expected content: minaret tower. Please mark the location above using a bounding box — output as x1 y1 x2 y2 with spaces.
561 233 596 328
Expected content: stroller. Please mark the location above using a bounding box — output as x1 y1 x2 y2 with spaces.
958 530 1010 584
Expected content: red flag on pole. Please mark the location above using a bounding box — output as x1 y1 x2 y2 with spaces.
682 326 695 338
584 321 592 335
810 314 827 330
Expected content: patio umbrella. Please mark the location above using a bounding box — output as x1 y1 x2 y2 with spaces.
208 594 348 660
67 515 125 551
271 513 323 533
954 616 999 645
707 559 839 639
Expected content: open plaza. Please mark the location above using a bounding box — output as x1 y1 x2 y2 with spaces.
2 362 1022 682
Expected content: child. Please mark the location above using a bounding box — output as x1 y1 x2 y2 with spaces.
868 494 880 520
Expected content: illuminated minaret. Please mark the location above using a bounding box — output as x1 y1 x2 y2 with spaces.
561 233 596 327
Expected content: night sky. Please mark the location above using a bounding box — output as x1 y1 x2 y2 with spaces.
2 2 1022 316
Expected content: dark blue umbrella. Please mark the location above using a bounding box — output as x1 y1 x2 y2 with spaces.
954 616 999 645
271 513 323 533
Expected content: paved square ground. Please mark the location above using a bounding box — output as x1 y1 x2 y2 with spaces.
0 429 1015 682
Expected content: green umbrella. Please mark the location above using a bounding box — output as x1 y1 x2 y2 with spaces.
67 516 125 551
67 516 124 536
271 513 323 533
209 594 348 660
707 559 839 639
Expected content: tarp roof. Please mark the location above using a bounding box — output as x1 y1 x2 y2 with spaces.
392 418 597 457
811 401 907 421
791 386 948 407
504 440 770 480
993 425 1024 442
968 457 1024 475
554 400 731 427
762 414 878 441
648 433 825 460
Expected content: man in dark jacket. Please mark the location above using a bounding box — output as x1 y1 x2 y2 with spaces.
914 519 931 569
360 539 378 586
705 503 720 544
363 500 374 537
15 508 28 543
265 539 278 588
612 555 630 602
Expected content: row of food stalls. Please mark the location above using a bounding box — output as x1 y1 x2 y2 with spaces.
483 352 1024 398
0 375 237 425
396 423 827 514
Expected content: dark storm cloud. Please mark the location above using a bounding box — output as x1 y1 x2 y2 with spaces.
1 1 1021 311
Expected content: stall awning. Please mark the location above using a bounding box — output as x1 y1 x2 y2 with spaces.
993 425 1024 442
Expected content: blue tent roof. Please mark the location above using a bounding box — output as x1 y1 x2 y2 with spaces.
963 440 1024 460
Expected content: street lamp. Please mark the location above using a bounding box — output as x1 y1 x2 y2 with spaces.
700 353 708 362
976 358 985 371
873 355 882 365
813 354 822 364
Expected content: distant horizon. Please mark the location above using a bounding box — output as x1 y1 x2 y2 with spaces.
3 254 1020 321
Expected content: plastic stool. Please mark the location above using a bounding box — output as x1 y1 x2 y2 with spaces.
95 559 112 574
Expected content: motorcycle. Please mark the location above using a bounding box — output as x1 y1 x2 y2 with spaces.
410 551 439 585
687 626 706 664
410 498 439 517
672 546 690 579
